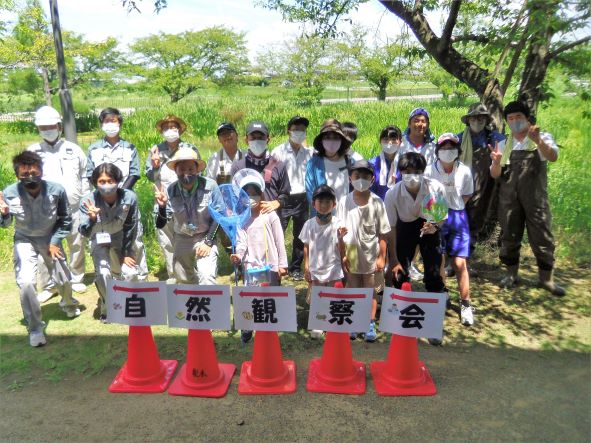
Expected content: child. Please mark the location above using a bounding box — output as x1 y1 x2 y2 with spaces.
79 163 139 323
384 152 447 345
342 121 365 162
337 160 390 342
0 151 80 347
425 133 474 326
299 184 347 338
369 125 403 201
230 169 288 343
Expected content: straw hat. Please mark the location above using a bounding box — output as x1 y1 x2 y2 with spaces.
166 147 205 172
156 115 187 134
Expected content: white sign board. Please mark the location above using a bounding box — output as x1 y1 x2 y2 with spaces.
379 287 447 340
167 285 231 330
232 286 297 332
307 286 373 333
107 280 167 326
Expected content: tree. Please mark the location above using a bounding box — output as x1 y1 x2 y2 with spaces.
129 28 248 103
259 0 591 128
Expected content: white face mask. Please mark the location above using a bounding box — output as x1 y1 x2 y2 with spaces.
248 139 267 156
381 142 399 155
289 130 306 145
402 173 422 189
39 128 60 142
249 195 261 208
322 139 341 156
163 128 179 143
102 122 120 137
352 178 371 192
469 120 486 133
438 149 458 163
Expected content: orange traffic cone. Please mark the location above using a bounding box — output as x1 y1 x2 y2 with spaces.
307 282 365 394
238 331 296 395
370 282 437 396
168 329 236 397
109 326 178 393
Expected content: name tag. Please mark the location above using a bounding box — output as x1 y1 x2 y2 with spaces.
96 232 111 245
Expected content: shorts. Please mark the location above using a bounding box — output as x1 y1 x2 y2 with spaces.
441 209 470 258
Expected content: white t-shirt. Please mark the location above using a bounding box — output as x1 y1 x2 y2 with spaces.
425 161 473 210
299 216 344 282
271 141 313 194
336 192 391 274
400 137 437 165
324 157 349 202
384 177 447 226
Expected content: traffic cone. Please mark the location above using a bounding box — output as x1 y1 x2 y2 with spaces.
307 282 365 394
168 329 235 397
238 331 296 395
109 326 178 393
370 282 437 396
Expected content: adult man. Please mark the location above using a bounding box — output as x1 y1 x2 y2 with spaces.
28 106 88 299
490 101 565 296
230 121 290 214
457 103 505 248
1 151 80 347
271 116 312 280
400 107 437 165
205 122 245 184
86 107 148 280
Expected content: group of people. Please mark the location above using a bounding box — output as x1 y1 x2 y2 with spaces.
1 100 565 348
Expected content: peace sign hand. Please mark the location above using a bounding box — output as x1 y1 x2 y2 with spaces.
154 184 167 207
489 142 502 165
83 199 101 222
0 191 9 216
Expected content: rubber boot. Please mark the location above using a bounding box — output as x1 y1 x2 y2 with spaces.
538 269 566 297
500 265 519 288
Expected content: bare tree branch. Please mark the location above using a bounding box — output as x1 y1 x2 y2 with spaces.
439 0 461 51
450 34 491 44
548 35 591 59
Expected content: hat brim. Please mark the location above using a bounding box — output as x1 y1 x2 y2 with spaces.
156 117 188 134
166 158 206 172
461 112 491 125
312 127 352 152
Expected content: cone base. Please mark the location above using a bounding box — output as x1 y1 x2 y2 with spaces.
109 360 178 394
306 358 366 395
238 360 297 395
168 363 236 398
370 360 437 396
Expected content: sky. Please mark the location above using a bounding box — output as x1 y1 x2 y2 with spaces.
31 0 413 58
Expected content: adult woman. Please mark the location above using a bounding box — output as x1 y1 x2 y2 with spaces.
79 163 139 322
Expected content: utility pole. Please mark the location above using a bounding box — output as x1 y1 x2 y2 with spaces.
49 0 77 143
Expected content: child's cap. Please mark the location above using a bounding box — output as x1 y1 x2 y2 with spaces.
312 184 336 201
349 159 374 175
436 133 460 148
232 168 265 193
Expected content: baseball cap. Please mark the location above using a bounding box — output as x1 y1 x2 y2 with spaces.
246 121 269 137
349 159 374 175
436 133 460 147
287 115 310 129
216 122 237 136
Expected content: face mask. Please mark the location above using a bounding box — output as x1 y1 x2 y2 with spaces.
316 212 331 222
98 183 117 196
163 128 179 143
21 175 41 189
381 142 399 155
248 140 268 156
469 120 486 133
289 130 306 145
508 120 528 134
39 128 60 142
102 122 120 137
249 195 261 209
438 149 458 163
352 178 371 192
322 139 341 156
181 174 198 186
402 173 422 189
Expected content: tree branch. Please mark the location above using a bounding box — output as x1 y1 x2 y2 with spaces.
450 33 490 44
548 36 591 59
439 0 461 51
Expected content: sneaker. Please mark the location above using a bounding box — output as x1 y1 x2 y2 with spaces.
241 330 253 344
349 332 358 340
166 277 177 285
428 337 443 346
71 283 87 293
99 314 109 324
409 264 423 281
460 304 475 326
364 321 377 342
65 307 81 318
310 329 324 339
29 331 47 347
291 271 304 281
37 289 57 303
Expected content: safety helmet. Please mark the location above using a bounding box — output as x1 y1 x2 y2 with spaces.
34 106 62 126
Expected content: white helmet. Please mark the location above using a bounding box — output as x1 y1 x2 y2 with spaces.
34 106 62 126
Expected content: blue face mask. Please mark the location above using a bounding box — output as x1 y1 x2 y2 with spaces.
317 212 331 222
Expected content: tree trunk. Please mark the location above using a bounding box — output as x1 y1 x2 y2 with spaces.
378 80 387 101
41 66 52 106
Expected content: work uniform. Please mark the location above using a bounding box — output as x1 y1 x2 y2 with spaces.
497 133 558 271
1 181 76 333
271 140 313 273
156 177 222 284
28 139 88 287
146 140 200 278
79 188 139 316
400 133 437 165
86 137 148 280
